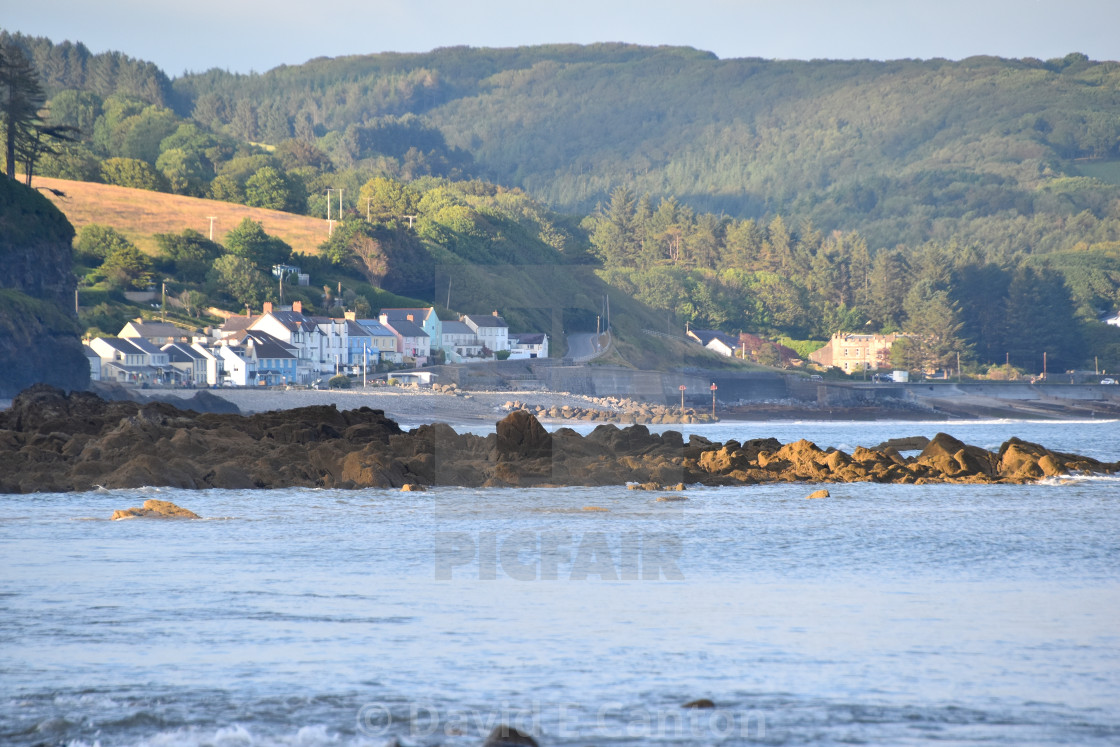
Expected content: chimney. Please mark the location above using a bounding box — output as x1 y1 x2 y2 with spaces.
492 310 499 317
292 301 302 313
344 311 356 321
263 301 273 313
407 314 415 322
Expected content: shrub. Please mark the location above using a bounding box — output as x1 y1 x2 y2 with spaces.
328 374 351 389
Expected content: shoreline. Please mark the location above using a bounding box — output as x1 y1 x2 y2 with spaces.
120 385 1120 424
5 384 1119 425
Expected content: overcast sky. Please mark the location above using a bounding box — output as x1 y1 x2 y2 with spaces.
6 0 1119 77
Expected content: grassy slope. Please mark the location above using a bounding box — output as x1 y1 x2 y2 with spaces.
31 176 328 258
28 176 740 370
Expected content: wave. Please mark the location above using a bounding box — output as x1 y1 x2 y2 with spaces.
1038 473 1120 486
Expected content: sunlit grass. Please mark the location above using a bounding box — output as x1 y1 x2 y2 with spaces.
33 176 329 257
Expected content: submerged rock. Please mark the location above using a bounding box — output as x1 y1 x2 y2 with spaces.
683 698 716 709
110 499 200 520
482 725 538 747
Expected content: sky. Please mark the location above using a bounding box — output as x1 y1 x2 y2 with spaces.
4 0 1119 77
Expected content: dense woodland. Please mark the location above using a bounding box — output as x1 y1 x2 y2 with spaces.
4 30 1120 374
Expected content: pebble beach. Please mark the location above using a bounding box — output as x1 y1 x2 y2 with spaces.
155 386 614 424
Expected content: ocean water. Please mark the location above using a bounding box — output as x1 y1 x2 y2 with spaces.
2 420 1119 746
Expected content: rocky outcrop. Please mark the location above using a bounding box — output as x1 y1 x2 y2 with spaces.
482 726 538 747
111 499 200 520
0 386 1116 493
0 179 89 397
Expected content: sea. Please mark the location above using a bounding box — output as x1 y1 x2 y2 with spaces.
2 419 1119 746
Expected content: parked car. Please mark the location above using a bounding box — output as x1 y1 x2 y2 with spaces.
1101 378 1118 385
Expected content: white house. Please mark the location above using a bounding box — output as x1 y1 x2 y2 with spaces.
687 329 738 358
247 301 328 382
83 344 101 382
312 316 349 374
119 320 191 346
162 342 210 386
216 331 298 386
189 342 223 386
509 333 549 359
463 312 509 352
441 320 483 362
89 337 170 384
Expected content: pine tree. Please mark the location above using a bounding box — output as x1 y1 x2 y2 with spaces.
0 41 46 179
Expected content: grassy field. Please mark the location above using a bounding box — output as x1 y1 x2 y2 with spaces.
31 176 329 257
1071 159 1120 186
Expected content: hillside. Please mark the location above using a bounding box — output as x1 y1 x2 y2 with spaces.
32 176 329 257
33 174 730 370
12 31 1120 248
164 46 1120 246
7 32 1120 375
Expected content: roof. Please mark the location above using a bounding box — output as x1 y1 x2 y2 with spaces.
380 307 435 323
244 330 297 358
120 321 187 339
92 337 144 354
511 333 546 345
220 316 257 334
442 320 474 335
82 344 98 358
345 320 372 337
463 314 508 328
261 310 319 333
356 319 396 337
161 342 206 362
689 329 737 348
383 319 429 338
126 338 165 356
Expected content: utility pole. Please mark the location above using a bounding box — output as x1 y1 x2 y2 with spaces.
402 215 417 228
446 277 452 308
367 198 372 222
207 216 216 241
338 189 343 220
161 280 167 323
326 189 333 221
710 382 718 416
957 351 961 382
1043 351 1047 380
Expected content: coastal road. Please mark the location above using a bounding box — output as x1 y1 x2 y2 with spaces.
566 331 610 362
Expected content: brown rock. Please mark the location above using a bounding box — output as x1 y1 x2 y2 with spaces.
495 410 553 461
807 489 830 499
482 726 538 747
111 498 200 520
683 698 716 709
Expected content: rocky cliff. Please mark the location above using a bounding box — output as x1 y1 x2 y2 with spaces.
0 179 89 397
1 386 1115 493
